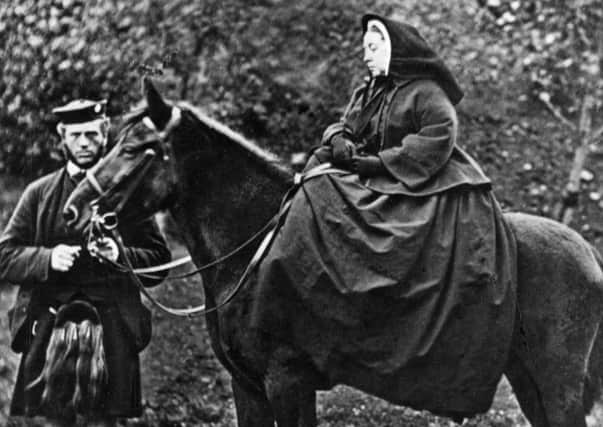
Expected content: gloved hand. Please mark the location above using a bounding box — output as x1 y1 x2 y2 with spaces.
88 237 119 262
330 134 356 167
350 155 386 177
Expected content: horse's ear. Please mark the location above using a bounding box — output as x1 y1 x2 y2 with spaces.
142 77 171 130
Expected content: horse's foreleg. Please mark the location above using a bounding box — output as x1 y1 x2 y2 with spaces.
263 349 318 427
270 387 317 427
265 382 316 427
232 378 275 427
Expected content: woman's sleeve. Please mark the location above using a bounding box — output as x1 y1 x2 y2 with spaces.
378 82 458 189
320 86 364 145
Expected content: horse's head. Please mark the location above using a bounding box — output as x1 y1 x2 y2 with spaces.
63 78 182 233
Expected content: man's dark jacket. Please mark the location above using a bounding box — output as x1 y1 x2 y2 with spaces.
0 168 171 353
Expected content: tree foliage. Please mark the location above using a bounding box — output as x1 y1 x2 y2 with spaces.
0 0 378 177
1 0 602 230
478 0 602 124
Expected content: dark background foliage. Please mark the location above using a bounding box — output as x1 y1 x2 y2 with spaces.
2 0 599 176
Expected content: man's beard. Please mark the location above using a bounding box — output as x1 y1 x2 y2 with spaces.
63 146 104 169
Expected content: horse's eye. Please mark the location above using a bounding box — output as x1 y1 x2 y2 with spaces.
121 145 138 156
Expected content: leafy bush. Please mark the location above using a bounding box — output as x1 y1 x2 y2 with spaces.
0 0 380 178
1 0 601 226
477 0 603 120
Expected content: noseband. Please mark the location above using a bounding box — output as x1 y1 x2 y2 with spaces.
84 106 182 215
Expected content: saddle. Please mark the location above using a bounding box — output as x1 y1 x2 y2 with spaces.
27 299 107 418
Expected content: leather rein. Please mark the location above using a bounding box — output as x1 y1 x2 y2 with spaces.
83 106 348 317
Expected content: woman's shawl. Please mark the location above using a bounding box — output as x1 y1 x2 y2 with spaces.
335 78 491 196
361 13 464 105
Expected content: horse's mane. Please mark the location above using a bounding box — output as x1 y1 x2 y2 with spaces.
178 101 293 182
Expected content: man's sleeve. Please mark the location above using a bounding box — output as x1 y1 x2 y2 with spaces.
119 217 172 287
0 184 53 285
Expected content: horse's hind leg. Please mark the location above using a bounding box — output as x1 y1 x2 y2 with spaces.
506 345 587 427
506 293 599 427
232 378 275 427
584 323 603 427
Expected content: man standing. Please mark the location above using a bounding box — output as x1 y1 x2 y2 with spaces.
0 100 171 426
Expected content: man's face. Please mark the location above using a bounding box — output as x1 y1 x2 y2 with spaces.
58 120 107 168
363 21 391 78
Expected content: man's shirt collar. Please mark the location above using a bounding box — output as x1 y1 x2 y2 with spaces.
66 161 84 178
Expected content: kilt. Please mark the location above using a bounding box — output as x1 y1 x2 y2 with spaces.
10 300 142 418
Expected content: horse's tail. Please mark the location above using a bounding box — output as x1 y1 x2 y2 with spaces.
583 243 603 419
590 243 603 277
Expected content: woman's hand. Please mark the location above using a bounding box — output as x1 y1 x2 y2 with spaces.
350 155 386 177
331 134 356 167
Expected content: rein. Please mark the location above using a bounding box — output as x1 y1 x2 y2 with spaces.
85 105 349 316
92 163 348 317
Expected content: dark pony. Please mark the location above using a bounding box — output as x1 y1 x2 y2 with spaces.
64 78 603 427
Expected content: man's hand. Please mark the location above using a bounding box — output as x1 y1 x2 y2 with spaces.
88 237 119 262
50 244 81 272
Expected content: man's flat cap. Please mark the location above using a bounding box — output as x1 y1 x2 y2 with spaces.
52 99 107 124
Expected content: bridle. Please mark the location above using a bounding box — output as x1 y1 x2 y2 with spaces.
83 105 349 317
85 123 160 219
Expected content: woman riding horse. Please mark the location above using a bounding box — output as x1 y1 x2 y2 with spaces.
251 13 518 417
60 15 603 422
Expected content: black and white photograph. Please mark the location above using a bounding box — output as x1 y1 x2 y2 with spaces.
1 0 602 426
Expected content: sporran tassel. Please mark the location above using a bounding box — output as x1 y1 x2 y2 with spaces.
25 301 107 418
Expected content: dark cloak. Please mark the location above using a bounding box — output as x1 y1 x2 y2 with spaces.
249 14 517 418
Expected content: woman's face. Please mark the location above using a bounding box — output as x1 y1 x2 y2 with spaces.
363 21 391 77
